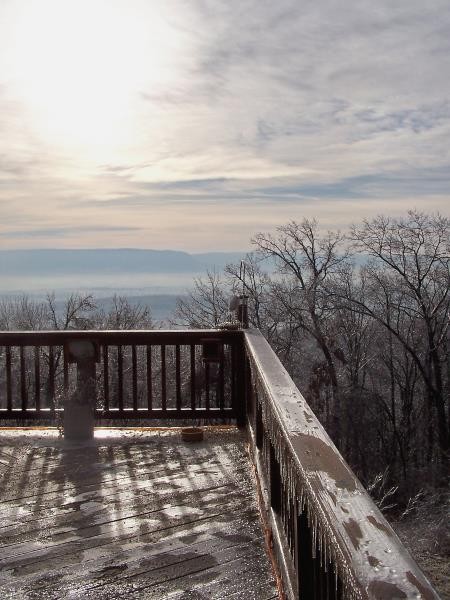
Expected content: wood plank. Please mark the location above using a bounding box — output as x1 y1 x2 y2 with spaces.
68 541 264 599
5 512 259 579
0 443 250 503
0 483 250 548
4 520 263 595
0 450 250 510
0 429 276 600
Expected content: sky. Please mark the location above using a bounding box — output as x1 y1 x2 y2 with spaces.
0 0 449 252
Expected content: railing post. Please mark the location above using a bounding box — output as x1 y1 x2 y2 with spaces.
255 395 264 450
235 336 247 427
64 340 98 441
297 508 315 598
270 443 281 513
237 295 249 328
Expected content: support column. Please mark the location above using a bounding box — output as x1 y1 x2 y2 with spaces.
64 340 98 441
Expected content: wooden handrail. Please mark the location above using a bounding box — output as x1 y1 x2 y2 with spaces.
0 329 244 424
0 329 242 346
244 328 439 600
0 327 441 598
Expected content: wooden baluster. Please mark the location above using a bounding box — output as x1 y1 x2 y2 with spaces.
146 345 152 411
219 345 225 411
161 345 166 411
34 347 41 412
315 535 323 600
230 342 237 414
20 347 27 411
326 561 336 600
293 497 300 593
235 339 246 426
336 571 343 599
132 345 138 412
48 346 55 411
255 396 263 450
190 344 196 411
270 444 281 514
117 345 123 412
205 361 210 411
63 347 69 396
6 346 12 412
175 345 181 411
288 497 294 556
245 356 252 418
103 345 110 412
297 507 315 598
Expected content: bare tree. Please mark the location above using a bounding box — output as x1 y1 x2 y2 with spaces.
224 253 273 333
172 271 230 328
0 296 48 330
252 219 350 443
45 293 96 330
93 295 153 329
349 211 450 468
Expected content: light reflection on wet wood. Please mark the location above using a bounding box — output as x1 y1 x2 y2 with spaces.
0 429 277 599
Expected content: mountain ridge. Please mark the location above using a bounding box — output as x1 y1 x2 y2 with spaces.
0 248 248 275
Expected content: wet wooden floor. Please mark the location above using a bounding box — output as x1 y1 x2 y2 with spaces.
0 428 278 599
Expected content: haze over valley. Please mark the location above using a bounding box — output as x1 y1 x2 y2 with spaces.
0 248 246 320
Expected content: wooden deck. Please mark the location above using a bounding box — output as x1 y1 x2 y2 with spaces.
0 428 278 599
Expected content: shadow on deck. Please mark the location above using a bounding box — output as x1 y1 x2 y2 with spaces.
0 428 278 600
0 329 441 599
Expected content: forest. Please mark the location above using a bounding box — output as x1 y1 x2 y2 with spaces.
175 211 449 503
1 211 448 530
175 210 450 592
0 211 450 593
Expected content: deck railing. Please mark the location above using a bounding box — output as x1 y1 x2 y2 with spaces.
0 330 244 422
244 329 439 600
0 328 440 599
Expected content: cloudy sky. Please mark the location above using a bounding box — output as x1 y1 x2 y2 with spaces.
0 0 449 251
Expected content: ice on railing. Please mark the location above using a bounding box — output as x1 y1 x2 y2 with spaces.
254 378 358 597
245 329 439 600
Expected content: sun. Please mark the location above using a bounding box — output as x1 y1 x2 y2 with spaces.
7 0 182 158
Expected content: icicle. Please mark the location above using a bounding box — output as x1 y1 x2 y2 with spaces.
311 513 318 559
320 528 325 569
298 485 305 512
318 526 323 567
252 363 364 600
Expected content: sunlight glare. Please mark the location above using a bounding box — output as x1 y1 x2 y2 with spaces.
9 0 182 157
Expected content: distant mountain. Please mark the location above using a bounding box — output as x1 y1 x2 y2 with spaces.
0 249 247 276
192 252 247 271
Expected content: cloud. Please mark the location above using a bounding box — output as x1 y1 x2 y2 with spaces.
0 0 449 251
0 226 142 239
